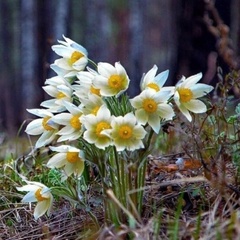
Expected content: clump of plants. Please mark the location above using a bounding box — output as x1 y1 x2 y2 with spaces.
3 36 240 239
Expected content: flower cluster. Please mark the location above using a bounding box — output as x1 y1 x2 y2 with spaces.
18 36 214 219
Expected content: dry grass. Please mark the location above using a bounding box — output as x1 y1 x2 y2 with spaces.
1 161 240 239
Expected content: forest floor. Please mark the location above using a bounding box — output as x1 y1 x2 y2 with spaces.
1 133 240 240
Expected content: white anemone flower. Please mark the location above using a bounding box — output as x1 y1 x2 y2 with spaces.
80 105 113 149
52 35 88 78
16 181 53 220
41 82 73 113
80 94 104 116
47 145 85 178
93 62 130 97
51 101 84 142
130 89 175 133
140 65 175 93
73 70 101 100
25 109 58 148
103 112 147 152
174 72 214 121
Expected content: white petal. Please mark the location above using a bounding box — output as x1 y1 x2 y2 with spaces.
25 119 44 135
191 84 214 98
47 153 66 168
34 200 50 219
184 99 207 113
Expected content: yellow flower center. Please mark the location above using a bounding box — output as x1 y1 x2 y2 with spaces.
66 152 80 163
90 86 101 96
178 88 193 103
69 51 84 64
42 117 54 131
142 98 158 113
56 92 66 99
70 115 81 130
108 75 123 89
118 125 132 139
95 122 111 137
91 106 100 115
35 188 48 202
147 83 160 91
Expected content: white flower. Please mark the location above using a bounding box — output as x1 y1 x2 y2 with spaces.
174 73 214 121
47 145 85 178
41 79 73 113
130 89 174 133
140 65 174 93
51 101 84 142
80 105 113 149
103 112 147 151
73 70 101 100
80 94 104 116
52 35 88 78
93 62 130 97
25 109 58 148
16 181 53 220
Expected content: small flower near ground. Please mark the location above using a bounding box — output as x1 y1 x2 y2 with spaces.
51 35 88 78
47 145 85 178
25 109 58 148
140 65 174 93
174 72 214 121
80 105 113 149
93 62 130 97
16 181 53 220
130 89 175 133
103 112 147 151
51 101 84 142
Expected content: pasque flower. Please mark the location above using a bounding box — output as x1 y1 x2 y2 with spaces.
93 62 130 97
51 101 84 142
130 89 175 133
174 73 214 121
47 145 85 178
80 105 113 149
103 112 147 151
25 109 59 148
51 35 88 77
16 181 53 220
140 65 174 93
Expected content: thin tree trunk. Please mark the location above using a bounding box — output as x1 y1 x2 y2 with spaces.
20 0 39 121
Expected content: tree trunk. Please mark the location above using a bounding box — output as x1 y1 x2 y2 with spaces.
20 0 40 121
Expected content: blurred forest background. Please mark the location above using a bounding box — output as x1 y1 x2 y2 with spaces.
0 0 240 137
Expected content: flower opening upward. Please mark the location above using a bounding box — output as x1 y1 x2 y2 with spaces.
16 181 53 220
105 112 147 151
174 73 214 121
93 62 130 97
130 89 175 133
81 105 113 149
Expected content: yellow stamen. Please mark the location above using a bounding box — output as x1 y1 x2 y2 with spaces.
35 188 48 202
108 75 123 89
69 51 84 64
66 152 80 163
147 83 160 92
70 115 81 130
90 86 101 96
178 88 193 102
95 122 111 137
42 117 54 131
118 125 132 139
56 92 66 99
142 98 157 113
